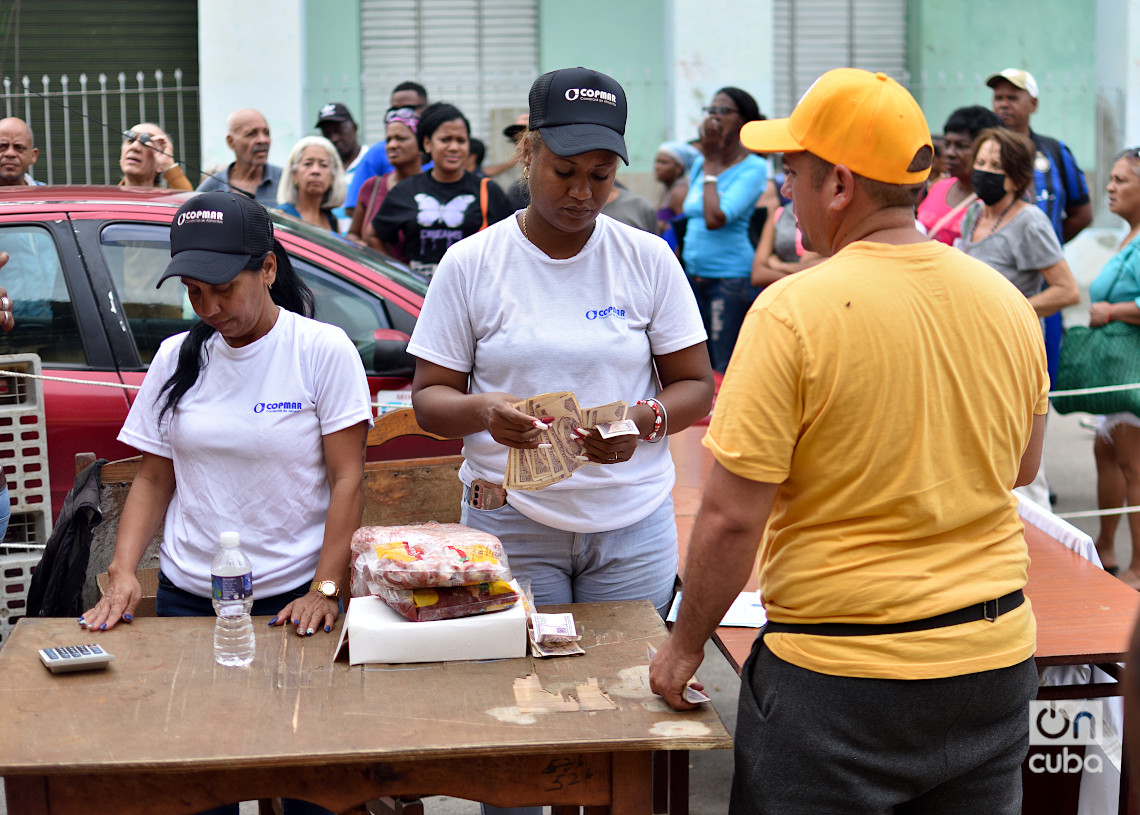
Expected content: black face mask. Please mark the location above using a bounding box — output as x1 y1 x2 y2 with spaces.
972 169 1008 206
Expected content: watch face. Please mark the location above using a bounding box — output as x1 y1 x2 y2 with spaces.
317 580 338 598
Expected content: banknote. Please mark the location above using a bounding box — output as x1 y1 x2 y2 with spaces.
506 392 629 490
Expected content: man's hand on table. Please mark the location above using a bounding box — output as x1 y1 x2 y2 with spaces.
271 591 339 636
649 636 707 711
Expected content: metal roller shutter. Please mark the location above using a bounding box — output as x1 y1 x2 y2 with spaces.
773 0 907 118
360 0 538 157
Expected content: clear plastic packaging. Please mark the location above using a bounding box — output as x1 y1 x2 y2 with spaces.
351 523 512 590
375 579 520 622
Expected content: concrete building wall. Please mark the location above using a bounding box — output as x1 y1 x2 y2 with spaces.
198 0 306 175
537 0 670 177
304 0 365 138
908 0 1100 170
670 0 774 144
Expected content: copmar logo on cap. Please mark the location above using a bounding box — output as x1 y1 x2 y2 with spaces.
176 210 224 226
564 87 618 106
320 103 338 118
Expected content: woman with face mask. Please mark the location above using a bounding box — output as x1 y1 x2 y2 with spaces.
957 127 1079 318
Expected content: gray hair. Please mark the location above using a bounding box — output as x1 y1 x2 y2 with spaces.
277 135 347 209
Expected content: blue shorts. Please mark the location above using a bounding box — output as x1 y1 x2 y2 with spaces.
460 489 678 616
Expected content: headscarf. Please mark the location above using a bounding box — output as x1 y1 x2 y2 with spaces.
657 140 700 176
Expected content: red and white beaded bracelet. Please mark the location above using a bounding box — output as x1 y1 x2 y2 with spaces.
636 397 667 443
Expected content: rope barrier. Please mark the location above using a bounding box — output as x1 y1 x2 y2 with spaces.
0 368 140 390
1049 382 1140 397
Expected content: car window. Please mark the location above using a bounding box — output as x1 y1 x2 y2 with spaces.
0 225 86 364
98 223 196 364
292 257 392 374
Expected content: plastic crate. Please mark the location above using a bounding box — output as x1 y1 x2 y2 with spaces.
0 354 51 545
0 553 37 648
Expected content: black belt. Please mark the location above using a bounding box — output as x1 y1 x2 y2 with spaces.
762 589 1024 637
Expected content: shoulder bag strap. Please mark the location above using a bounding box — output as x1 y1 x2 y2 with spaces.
479 177 490 231
928 191 976 240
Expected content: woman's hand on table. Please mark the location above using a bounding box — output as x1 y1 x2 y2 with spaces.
79 571 142 632
1090 301 1113 327
272 592 340 636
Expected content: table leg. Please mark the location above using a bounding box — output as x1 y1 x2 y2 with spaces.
5 775 48 814
610 751 653 815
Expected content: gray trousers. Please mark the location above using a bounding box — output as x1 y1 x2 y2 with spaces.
730 635 1038 814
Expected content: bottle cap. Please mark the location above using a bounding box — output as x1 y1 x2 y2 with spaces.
219 531 240 548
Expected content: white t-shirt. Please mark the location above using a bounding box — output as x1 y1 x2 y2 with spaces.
119 308 373 598
408 213 707 532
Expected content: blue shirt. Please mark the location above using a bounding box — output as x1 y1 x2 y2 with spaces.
681 154 767 278
196 162 283 208
1029 130 1090 242
344 146 393 208
1089 234 1140 307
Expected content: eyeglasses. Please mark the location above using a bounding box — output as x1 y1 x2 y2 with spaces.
1120 147 1140 161
122 130 154 146
702 105 739 117
385 107 418 123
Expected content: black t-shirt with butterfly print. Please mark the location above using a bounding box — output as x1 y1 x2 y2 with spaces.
372 170 511 279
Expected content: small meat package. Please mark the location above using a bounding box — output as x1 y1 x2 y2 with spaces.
351 523 519 622
351 523 512 590
374 580 520 622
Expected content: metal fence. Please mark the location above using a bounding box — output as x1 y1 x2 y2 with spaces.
0 69 200 186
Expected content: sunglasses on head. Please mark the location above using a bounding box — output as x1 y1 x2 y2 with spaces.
123 130 154 145
385 107 418 123
1120 147 1140 161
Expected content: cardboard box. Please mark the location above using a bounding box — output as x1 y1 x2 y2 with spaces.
334 594 527 665
96 567 159 618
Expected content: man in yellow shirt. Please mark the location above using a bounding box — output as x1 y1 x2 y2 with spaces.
650 68 1048 813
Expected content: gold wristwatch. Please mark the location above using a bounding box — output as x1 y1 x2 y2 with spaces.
310 579 340 599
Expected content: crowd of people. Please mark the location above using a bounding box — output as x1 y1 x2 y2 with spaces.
2 59 1139 812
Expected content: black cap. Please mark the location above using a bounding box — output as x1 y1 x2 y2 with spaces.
156 192 274 288
528 68 628 164
315 102 354 127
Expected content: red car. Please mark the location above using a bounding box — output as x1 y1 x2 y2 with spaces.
0 186 455 540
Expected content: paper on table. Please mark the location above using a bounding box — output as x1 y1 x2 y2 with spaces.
667 590 767 628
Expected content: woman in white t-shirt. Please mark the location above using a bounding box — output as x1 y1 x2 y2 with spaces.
79 192 372 646
409 68 713 625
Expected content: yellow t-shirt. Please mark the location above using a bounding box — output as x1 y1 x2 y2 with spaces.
706 240 1050 680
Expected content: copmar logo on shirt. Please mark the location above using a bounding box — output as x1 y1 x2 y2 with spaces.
585 306 626 320
253 401 303 414
564 87 618 106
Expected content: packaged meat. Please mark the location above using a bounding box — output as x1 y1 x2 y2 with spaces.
376 579 521 622
351 523 512 589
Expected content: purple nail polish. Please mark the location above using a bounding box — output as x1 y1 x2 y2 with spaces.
123 613 133 622
99 623 106 631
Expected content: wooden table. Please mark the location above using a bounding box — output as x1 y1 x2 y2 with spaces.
0 600 730 815
712 528 1140 681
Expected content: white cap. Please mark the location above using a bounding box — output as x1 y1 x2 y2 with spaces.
219 531 240 548
985 68 1039 99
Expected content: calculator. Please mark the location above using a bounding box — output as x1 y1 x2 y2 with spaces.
38 643 115 673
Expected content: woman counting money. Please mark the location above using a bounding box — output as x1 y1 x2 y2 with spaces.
410 68 713 629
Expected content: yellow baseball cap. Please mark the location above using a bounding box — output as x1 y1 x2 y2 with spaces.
741 68 932 185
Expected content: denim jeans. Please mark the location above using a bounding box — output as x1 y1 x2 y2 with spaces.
460 490 678 616
155 571 334 815
688 275 759 372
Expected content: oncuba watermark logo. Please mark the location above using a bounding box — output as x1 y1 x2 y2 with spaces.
1028 700 1105 774
253 401 302 414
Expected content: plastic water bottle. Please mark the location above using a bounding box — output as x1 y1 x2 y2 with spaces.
211 530 255 667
